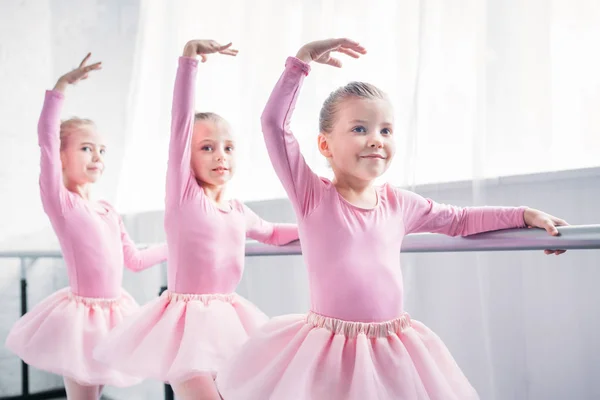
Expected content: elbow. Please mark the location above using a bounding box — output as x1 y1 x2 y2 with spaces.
260 110 284 132
124 257 145 272
272 224 299 246
260 112 275 129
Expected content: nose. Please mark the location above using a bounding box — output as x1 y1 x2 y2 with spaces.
92 150 101 162
367 133 384 149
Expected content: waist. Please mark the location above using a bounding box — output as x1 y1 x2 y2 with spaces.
310 283 405 322
67 289 125 308
307 310 412 338
163 290 237 305
168 265 242 294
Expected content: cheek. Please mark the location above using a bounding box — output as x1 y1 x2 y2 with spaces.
62 151 82 169
340 140 363 158
385 141 396 158
228 153 237 166
191 152 210 171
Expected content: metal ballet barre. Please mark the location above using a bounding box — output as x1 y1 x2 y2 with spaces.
245 225 600 256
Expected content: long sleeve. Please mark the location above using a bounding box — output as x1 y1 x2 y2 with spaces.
261 57 325 219
38 90 71 217
166 56 199 207
398 188 527 236
243 204 299 246
118 215 168 272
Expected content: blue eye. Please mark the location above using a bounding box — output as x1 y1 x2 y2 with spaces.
99 148 106 155
225 146 234 152
381 128 392 135
201 145 212 151
352 126 367 133
81 146 92 152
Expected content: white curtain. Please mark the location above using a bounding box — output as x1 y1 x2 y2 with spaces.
114 1 600 399
116 0 599 212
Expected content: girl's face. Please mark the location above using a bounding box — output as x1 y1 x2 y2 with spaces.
60 125 106 185
190 119 236 188
318 97 395 183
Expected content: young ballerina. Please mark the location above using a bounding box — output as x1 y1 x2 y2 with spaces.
93 40 299 400
215 38 569 400
5 54 168 400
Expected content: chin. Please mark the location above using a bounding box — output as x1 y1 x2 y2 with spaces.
356 169 384 181
86 173 102 183
200 177 231 187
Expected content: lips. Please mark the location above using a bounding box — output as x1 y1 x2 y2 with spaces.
361 154 386 159
212 166 229 172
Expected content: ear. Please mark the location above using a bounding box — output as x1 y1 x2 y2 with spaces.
60 150 67 170
317 132 332 158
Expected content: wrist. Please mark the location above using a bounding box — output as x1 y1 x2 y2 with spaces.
183 43 197 58
53 78 68 93
295 48 312 64
523 207 533 226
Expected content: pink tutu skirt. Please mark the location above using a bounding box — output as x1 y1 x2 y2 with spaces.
5 287 141 387
216 311 479 400
93 290 268 383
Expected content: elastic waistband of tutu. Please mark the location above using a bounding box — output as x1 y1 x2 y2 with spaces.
164 290 236 305
306 311 412 338
67 291 122 307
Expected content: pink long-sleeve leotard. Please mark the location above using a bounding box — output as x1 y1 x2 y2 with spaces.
164 57 298 294
262 57 527 322
39 90 168 298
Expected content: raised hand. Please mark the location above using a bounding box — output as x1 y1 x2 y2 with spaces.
295 38 367 68
54 53 102 92
183 40 238 62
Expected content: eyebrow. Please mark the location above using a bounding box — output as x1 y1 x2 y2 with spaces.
198 138 236 144
80 142 106 148
349 119 393 126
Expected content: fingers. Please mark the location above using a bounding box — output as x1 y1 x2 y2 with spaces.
84 62 102 72
335 47 364 59
333 38 360 48
542 219 559 236
333 38 367 54
200 54 208 63
79 53 92 68
554 218 569 226
325 57 343 68
544 249 567 255
216 42 233 51
219 48 239 56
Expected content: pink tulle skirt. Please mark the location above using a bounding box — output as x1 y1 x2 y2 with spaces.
216 311 479 400
5 287 141 387
93 290 268 383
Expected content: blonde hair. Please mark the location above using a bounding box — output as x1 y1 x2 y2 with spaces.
319 82 388 133
59 117 95 150
194 112 226 124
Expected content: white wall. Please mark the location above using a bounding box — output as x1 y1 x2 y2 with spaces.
0 0 142 396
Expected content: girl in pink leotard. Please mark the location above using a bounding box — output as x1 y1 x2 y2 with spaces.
5 54 168 400
94 40 299 400
216 38 568 400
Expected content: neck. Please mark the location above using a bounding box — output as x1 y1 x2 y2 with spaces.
332 171 378 208
200 182 228 204
64 178 93 200
331 169 374 194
